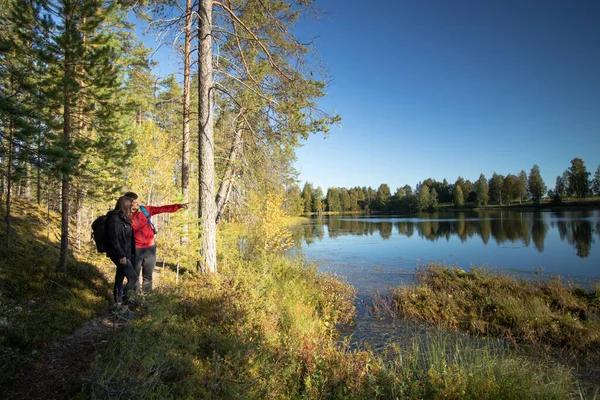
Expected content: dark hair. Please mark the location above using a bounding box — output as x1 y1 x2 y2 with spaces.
124 191 138 200
115 196 133 220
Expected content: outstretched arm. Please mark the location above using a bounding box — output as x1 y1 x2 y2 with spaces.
145 204 187 217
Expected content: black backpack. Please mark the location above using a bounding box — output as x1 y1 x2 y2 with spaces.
91 214 109 253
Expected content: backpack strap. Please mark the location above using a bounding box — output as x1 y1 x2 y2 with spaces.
139 205 157 234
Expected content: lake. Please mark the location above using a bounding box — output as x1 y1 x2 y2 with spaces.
292 209 600 296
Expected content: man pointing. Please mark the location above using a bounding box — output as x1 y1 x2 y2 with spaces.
124 192 187 293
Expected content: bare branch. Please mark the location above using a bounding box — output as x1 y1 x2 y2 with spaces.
212 0 293 81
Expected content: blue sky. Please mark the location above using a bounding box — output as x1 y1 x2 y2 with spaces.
291 0 600 191
139 0 600 192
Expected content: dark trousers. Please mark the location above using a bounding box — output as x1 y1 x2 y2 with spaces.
134 245 157 293
111 256 137 305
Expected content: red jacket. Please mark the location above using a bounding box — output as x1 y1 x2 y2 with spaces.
132 204 182 248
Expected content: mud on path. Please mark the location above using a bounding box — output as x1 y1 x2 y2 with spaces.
3 315 125 400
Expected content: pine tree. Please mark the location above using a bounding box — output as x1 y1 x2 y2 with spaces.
33 0 136 269
327 187 341 212
488 173 504 204
592 165 600 197
376 183 391 211
191 0 340 272
566 157 590 198
301 182 313 213
554 175 567 199
0 0 44 247
474 174 489 206
527 165 546 204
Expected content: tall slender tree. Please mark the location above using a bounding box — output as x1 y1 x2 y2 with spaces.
592 165 600 197
527 165 546 204
193 0 340 272
488 173 504 204
474 174 489 206
181 0 192 201
518 170 528 203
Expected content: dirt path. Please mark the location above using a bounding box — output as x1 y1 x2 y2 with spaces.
3 314 125 400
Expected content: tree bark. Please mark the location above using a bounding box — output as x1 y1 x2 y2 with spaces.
182 0 192 200
36 113 42 204
215 126 243 225
181 0 193 247
75 185 82 251
6 116 14 249
198 0 216 273
58 12 72 272
24 159 31 201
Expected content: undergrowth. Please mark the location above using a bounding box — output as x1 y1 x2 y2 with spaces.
80 228 580 399
0 199 113 387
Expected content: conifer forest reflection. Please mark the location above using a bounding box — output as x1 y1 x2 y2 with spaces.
293 210 600 293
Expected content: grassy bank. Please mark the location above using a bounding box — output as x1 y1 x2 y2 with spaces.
388 265 600 351
0 199 114 387
387 265 600 395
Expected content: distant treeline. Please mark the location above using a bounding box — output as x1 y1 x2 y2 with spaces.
294 210 599 258
285 158 600 214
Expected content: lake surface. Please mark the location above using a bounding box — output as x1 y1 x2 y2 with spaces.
292 209 600 296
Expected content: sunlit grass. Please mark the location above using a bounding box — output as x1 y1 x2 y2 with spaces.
389 265 600 352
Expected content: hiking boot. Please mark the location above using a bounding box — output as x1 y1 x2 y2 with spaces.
111 305 135 321
119 308 135 320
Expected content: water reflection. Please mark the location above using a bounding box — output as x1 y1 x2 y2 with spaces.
294 210 599 259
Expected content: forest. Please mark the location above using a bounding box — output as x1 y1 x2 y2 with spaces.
295 157 600 214
0 0 339 273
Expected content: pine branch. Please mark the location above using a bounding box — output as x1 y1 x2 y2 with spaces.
212 0 293 81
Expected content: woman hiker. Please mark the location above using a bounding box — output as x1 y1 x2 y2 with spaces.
106 195 137 318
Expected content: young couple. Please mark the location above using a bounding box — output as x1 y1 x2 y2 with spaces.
105 192 187 317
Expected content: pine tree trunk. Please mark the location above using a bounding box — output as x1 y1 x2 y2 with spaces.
58 172 70 271
75 185 82 251
58 26 72 272
181 0 193 246
182 0 191 200
5 117 14 249
24 161 31 201
36 121 42 204
198 0 216 273
1 141 6 197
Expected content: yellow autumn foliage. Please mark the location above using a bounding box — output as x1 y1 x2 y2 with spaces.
247 189 295 255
